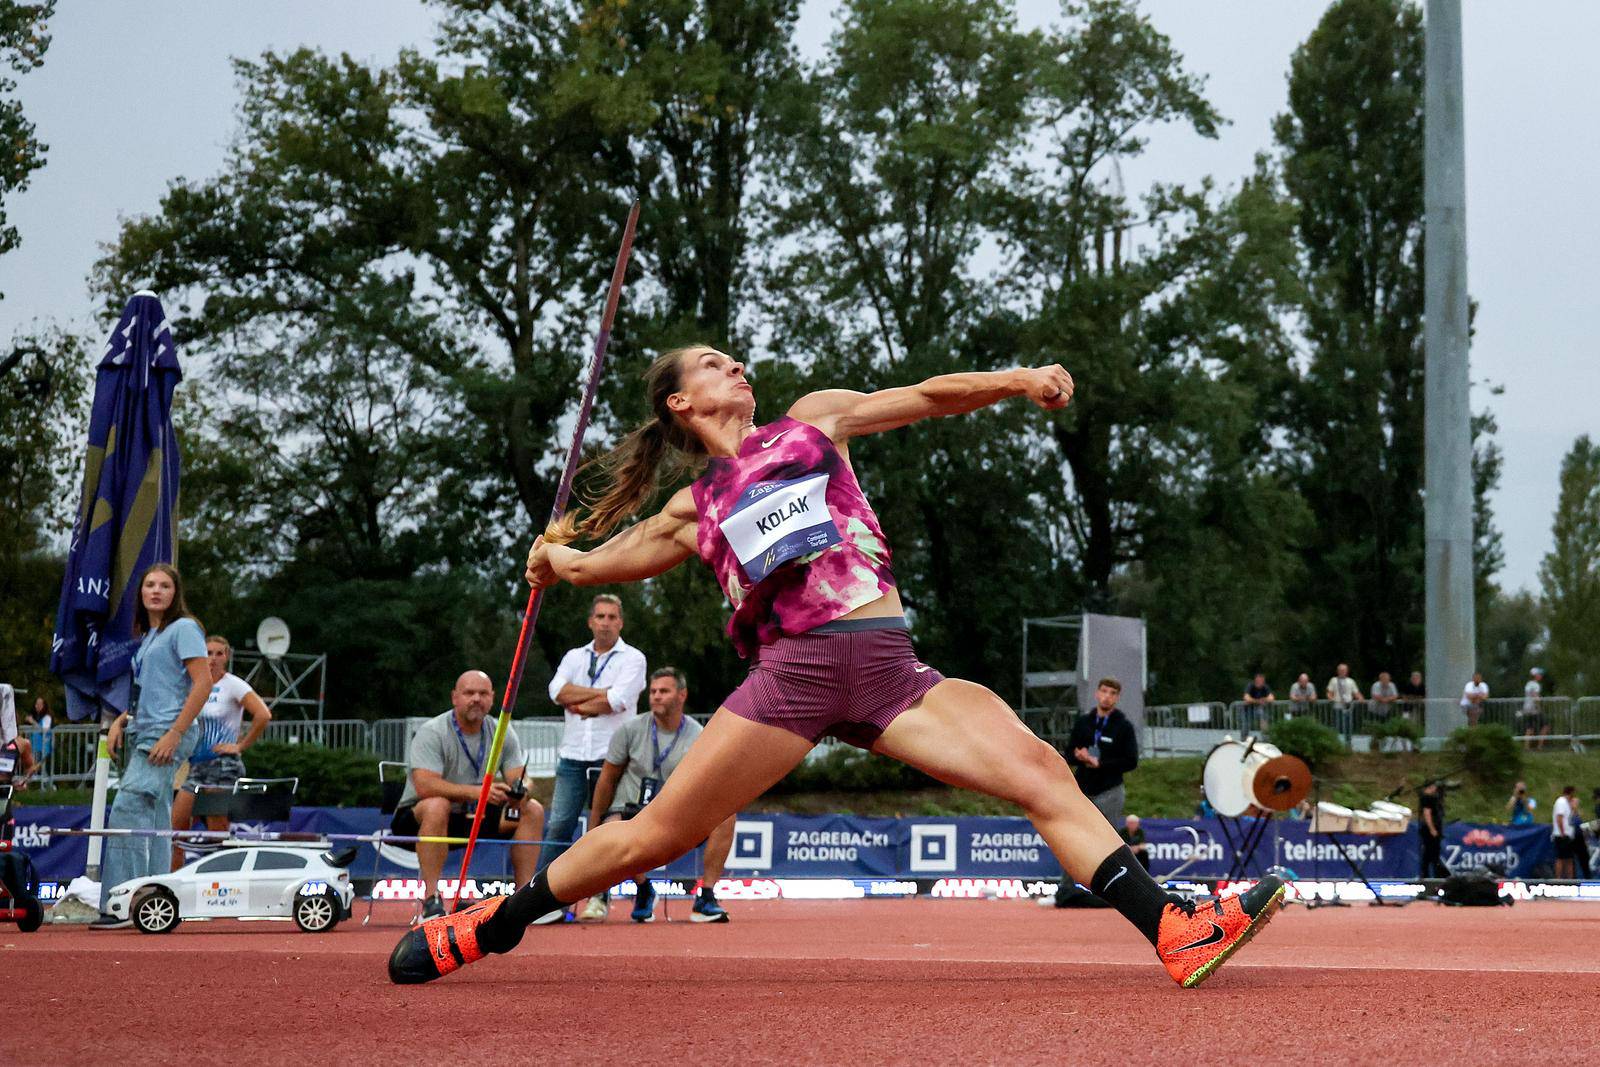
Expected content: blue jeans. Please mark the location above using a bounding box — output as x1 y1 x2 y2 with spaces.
100 730 197 911
536 757 605 873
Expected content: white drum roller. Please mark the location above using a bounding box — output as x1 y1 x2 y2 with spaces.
1310 802 1354 833
1202 737 1312 818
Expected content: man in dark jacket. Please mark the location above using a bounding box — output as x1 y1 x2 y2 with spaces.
1052 677 1140 907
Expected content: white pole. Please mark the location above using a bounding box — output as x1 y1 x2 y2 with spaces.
85 711 113 879
1424 0 1476 736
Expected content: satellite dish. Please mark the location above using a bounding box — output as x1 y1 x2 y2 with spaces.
256 617 292 660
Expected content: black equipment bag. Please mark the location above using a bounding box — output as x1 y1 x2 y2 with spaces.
1439 869 1509 907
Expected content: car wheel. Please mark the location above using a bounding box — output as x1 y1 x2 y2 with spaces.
293 890 340 933
133 886 181 934
17 894 44 933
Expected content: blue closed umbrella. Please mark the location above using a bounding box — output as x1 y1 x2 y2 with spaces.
51 291 183 721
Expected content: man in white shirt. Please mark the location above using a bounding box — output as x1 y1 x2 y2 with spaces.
537 594 648 875
1552 785 1580 880
1325 664 1363 738
1459 671 1488 728
1519 668 1549 750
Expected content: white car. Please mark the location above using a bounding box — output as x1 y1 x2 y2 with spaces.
105 843 357 934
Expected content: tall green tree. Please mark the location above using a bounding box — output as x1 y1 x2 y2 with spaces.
762 0 1056 686
995 1 1309 696
0 0 53 301
94 1 806 710
0 327 89 700
1274 0 1426 678
1540 436 1600 694
1275 0 1502 684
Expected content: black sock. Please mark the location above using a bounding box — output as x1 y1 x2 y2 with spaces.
477 869 569 954
1089 845 1175 946
699 884 716 902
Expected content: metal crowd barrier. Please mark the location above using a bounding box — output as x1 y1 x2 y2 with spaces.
29 692 1596 792
24 723 100 789
263 718 376 751
1140 703 1229 756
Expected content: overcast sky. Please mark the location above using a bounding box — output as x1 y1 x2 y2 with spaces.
3 1 1594 594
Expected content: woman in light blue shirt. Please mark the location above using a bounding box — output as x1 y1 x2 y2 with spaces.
94 564 210 926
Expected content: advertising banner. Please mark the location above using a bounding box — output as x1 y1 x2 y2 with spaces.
11 807 1574 887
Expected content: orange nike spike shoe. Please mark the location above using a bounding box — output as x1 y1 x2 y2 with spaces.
1156 876 1285 988
388 895 511 985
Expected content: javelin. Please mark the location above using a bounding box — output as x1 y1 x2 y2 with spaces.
448 200 642 912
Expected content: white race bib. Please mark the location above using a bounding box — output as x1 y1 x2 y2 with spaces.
718 473 842 582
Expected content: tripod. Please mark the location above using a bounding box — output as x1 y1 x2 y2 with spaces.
1305 778 1402 908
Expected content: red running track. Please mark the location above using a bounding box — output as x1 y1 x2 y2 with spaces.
6 898 1597 1065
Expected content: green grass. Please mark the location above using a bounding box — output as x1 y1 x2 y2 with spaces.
11 787 95 806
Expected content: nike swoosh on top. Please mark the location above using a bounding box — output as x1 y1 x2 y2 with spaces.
1173 921 1227 953
913 665 932 673
1102 865 1128 891
761 430 791 448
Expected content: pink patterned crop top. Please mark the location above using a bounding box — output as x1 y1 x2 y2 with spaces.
689 415 897 658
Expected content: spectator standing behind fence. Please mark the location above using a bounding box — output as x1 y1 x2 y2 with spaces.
96 564 209 928
23 696 51 784
1520 668 1549 750
1459 672 1488 728
1418 781 1447 879
391 671 545 920
1052 678 1139 907
583 668 735 924
1288 674 1316 719
1122 814 1151 872
1552 786 1580 880
1326 664 1363 737
1506 781 1537 826
1370 672 1398 718
539 594 648 881
1398 671 1426 728
1241 673 1274 732
169 635 273 870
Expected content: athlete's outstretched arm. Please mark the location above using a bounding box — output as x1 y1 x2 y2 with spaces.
525 486 698 588
787 365 1073 443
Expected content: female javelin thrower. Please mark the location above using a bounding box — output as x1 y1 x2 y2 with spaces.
389 347 1283 987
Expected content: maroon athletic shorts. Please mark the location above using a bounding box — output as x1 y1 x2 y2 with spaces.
721 618 945 748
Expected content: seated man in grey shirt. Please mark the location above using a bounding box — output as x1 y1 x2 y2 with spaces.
392 670 545 919
582 667 736 925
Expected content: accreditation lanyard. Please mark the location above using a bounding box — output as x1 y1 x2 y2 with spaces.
650 718 686 776
1092 715 1111 748
586 648 620 686
451 715 487 778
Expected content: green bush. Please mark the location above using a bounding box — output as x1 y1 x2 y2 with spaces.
1447 724 1523 784
1369 715 1423 750
1266 717 1346 768
240 741 382 807
769 745 935 795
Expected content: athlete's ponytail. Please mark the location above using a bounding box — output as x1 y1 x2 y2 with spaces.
544 346 711 546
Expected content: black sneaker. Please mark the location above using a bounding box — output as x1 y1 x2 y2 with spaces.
420 895 446 921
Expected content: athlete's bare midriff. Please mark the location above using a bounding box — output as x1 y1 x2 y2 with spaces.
838 589 904 621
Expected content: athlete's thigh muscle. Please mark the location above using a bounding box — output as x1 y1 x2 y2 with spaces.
630 708 814 843
870 678 1064 806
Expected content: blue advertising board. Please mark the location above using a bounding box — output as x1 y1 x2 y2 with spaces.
11 808 1567 885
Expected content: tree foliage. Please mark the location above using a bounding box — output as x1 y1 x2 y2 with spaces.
12 0 1504 718
1540 435 1600 694
0 0 53 300
0 328 89 701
